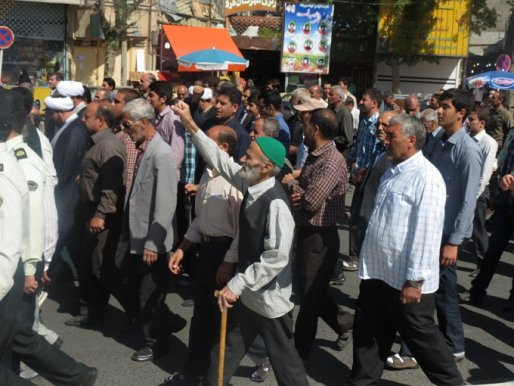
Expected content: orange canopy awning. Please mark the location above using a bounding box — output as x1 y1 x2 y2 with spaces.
161 25 247 72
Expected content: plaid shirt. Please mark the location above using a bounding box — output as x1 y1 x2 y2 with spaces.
114 128 137 191
182 131 196 184
133 134 155 179
285 141 347 226
347 111 379 173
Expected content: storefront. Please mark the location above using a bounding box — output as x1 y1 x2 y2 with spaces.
1 0 71 85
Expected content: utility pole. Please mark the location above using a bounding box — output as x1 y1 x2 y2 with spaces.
506 6 514 109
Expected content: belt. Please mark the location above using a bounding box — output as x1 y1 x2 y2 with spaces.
200 233 233 244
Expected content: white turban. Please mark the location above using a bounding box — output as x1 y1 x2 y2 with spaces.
44 96 74 111
56 81 84 97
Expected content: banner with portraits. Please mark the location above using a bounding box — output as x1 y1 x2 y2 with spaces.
280 3 334 74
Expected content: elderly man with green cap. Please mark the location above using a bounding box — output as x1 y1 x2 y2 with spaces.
172 101 308 386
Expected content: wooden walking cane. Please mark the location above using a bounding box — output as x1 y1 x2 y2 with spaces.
214 290 228 386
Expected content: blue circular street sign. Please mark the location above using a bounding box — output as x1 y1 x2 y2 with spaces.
0 26 14 50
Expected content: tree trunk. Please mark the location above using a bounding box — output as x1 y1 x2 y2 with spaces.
121 38 127 87
104 39 118 78
390 58 401 94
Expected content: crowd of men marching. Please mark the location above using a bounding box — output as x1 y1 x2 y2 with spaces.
0 71 513 386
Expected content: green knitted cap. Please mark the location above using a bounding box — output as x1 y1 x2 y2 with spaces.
255 137 285 168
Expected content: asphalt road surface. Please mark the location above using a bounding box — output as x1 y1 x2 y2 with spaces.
33 196 514 386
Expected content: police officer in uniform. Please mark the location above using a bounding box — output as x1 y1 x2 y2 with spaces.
0 88 98 386
4 90 47 331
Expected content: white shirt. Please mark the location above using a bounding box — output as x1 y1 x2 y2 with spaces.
185 165 243 263
351 107 360 131
192 129 296 318
359 151 446 294
37 129 59 270
472 130 498 197
0 143 28 301
6 136 47 276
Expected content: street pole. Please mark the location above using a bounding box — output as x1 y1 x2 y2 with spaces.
506 6 514 109
0 49 3 85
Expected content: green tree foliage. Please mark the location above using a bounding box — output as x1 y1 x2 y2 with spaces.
95 0 145 77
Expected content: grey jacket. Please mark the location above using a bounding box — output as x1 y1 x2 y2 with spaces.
127 133 177 254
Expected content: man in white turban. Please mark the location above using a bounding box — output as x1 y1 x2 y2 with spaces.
56 81 87 119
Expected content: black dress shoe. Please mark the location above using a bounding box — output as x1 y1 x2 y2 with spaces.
132 343 171 362
65 315 102 328
65 315 88 326
164 372 204 385
81 366 98 386
459 291 483 305
131 346 154 362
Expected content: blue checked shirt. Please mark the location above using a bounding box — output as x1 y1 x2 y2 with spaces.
182 131 196 184
359 151 446 294
347 112 380 173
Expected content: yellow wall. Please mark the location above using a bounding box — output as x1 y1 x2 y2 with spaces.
70 45 105 86
379 0 470 57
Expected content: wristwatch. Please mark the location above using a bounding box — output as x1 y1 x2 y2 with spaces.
408 280 424 289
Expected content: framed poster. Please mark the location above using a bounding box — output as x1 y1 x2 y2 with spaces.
280 3 334 74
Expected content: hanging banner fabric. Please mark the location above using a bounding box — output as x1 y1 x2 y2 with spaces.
280 3 334 74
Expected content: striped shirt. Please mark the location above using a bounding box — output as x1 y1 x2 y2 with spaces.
359 151 446 294
285 141 347 227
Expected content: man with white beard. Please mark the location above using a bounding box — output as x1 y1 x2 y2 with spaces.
172 101 308 386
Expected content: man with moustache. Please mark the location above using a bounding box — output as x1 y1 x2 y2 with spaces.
75 101 126 327
165 126 242 385
117 98 185 362
388 88 481 368
202 87 250 161
172 101 308 386
347 114 463 386
283 109 354 360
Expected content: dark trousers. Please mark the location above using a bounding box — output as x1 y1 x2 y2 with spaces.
78 213 122 320
184 240 231 377
205 304 308 386
471 192 514 298
348 185 361 259
175 182 197 277
116 247 175 347
401 263 465 357
0 311 90 386
0 262 90 385
294 225 353 359
348 280 463 386
470 187 490 266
